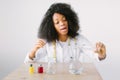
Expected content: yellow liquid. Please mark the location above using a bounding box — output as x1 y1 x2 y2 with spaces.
29 67 34 74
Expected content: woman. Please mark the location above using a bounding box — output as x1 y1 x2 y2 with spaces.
24 3 106 63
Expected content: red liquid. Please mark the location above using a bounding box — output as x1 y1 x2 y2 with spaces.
38 66 43 73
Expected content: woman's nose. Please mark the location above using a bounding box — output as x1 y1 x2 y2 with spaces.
59 21 64 25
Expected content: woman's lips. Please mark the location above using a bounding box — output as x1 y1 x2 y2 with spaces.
60 27 67 31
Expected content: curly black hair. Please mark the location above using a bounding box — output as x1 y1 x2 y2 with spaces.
38 3 80 42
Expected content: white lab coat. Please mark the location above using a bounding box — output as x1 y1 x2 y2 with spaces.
24 34 99 63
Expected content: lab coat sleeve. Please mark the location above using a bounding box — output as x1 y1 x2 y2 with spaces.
24 46 47 64
77 35 100 62
82 47 100 62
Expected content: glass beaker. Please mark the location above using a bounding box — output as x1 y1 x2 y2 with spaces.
69 57 83 74
46 58 56 74
68 46 83 74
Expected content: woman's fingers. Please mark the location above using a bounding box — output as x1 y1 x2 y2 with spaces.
34 39 46 50
96 42 106 54
95 42 106 60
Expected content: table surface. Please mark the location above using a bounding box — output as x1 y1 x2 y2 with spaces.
2 63 103 80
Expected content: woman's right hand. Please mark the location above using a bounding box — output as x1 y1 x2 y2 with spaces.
29 39 46 60
34 39 46 50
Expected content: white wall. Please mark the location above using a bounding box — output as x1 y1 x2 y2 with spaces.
0 0 120 80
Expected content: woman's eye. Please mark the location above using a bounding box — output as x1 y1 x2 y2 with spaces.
63 17 66 21
55 21 59 24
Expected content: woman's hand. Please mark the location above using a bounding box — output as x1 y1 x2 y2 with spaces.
29 39 46 60
95 42 106 60
33 39 46 51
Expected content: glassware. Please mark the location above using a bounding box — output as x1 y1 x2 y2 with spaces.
29 64 34 74
46 58 56 74
68 46 83 75
38 64 43 73
69 57 83 74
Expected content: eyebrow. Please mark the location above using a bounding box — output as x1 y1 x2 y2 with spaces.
54 16 65 21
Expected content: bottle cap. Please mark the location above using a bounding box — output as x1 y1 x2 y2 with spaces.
39 64 42 66
30 64 33 67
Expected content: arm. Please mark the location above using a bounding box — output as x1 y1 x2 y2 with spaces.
77 35 106 61
24 39 46 63
29 39 46 60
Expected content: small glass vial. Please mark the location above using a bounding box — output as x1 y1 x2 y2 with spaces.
29 64 34 74
69 56 83 75
46 58 56 74
38 64 43 73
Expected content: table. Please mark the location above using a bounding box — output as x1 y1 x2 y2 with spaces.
2 63 103 80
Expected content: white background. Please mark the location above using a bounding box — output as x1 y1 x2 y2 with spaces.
0 0 120 80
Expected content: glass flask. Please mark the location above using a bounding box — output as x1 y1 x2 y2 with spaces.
46 58 56 74
68 46 83 75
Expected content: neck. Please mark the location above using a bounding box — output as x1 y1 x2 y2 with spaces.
59 35 68 42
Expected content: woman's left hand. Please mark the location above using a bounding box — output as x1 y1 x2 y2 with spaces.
95 42 106 60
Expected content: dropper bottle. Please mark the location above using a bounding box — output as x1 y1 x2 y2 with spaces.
29 64 34 74
38 64 43 73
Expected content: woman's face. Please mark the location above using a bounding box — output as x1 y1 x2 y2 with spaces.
52 13 68 36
